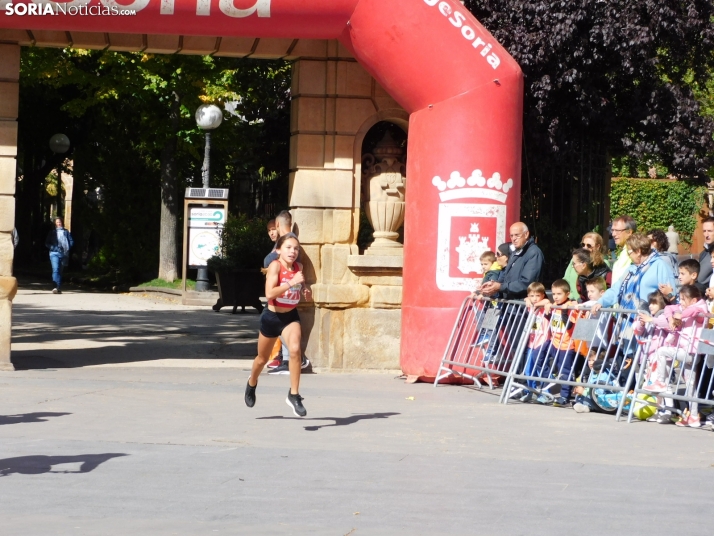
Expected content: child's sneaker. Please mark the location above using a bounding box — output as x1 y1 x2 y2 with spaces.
703 413 714 430
552 396 571 408
651 412 673 424
519 391 533 403
573 402 591 413
646 411 664 423
536 394 551 405
644 380 668 393
675 414 701 428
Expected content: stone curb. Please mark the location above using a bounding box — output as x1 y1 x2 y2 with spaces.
128 286 183 296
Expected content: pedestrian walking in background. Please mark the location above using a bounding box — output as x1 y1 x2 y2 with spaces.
45 217 73 294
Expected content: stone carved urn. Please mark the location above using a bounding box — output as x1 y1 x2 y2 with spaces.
362 131 406 256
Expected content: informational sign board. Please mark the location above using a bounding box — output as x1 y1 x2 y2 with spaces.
187 208 226 268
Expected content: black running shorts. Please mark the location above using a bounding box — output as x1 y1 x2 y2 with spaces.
259 308 300 338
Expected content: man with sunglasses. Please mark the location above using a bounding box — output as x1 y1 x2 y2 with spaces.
610 215 637 283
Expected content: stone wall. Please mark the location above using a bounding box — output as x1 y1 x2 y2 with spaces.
0 44 19 370
0 37 406 372
289 44 408 371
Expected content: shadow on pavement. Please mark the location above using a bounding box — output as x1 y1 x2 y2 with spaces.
257 412 400 431
0 412 71 425
0 453 128 477
11 300 263 369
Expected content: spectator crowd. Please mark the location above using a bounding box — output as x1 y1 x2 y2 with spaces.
471 216 714 429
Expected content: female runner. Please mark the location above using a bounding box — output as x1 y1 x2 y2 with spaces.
245 234 311 416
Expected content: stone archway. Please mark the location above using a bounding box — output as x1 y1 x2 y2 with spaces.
0 0 523 377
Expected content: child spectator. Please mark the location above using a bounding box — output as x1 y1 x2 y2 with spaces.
472 244 510 298
583 277 607 306
632 291 670 423
644 285 708 427
531 279 581 407
571 278 609 413
659 259 700 304
480 251 501 284
518 282 550 402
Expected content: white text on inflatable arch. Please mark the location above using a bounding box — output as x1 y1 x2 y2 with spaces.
66 0 272 17
423 0 500 69
160 0 269 17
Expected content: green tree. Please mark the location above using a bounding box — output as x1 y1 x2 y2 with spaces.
19 48 290 282
465 0 714 177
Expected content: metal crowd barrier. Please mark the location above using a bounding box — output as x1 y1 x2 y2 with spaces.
626 314 714 424
503 305 643 420
437 298 714 424
434 296 532 395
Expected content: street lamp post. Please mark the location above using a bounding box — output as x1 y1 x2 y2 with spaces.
49 134 70 223
194 105 223 292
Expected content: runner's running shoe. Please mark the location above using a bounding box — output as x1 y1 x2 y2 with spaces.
286 391 307 417
245 381 256 408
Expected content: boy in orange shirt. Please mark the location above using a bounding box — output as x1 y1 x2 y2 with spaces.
531 279 581 407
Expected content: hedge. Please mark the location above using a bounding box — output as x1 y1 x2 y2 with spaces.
609 178 706 245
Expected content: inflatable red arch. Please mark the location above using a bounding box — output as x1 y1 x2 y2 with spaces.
0 0 523 378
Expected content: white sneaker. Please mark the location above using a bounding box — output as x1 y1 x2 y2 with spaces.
573 402 591 413
52 288 58 294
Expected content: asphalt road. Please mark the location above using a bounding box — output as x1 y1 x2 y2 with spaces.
2 282 713 535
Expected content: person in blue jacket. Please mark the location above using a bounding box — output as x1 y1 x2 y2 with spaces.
480 222 544 300
592 233 678 312
589 233 678 385
45 217 73 294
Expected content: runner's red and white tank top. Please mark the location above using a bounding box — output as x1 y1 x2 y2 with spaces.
268 260 302 309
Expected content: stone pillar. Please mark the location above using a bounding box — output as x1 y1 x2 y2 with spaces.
289 41 406 371
0 44 20 371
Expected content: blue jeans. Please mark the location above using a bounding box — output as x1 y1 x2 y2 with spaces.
524 345 547 390
49 252 64 289
532 343 577 399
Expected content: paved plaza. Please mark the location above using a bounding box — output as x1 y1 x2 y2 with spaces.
2 282 714 535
